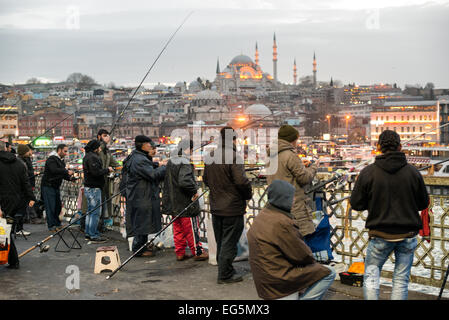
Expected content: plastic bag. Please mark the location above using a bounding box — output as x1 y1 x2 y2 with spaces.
0 218 12 265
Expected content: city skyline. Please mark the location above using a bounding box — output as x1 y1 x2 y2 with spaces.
1 0 449 88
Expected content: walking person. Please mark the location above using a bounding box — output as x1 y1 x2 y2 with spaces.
41 144 75 232
350 130 430 300
122 135 166 257
96 129 120 230
162 139 208 261
82 139 113 243
0 140 36 269
267 124 318 238
204 127 252 284
247 180 335 300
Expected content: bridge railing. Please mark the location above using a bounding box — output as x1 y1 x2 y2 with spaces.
34 172 449 290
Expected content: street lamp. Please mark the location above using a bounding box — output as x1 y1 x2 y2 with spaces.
345 115 351 138
326 115 331 133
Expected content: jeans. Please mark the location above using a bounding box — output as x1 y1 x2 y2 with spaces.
84 187 102 239
363 237 417 300
42 185 62 230
212 215 244 280
276 265 336 300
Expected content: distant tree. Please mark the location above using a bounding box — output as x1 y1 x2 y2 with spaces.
425 82 435 90
430 87 435 100
26 77 42 84
66 72 96 89
196 77 206 90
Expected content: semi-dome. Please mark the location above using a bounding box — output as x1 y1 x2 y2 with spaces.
193 89 222 100
229 55 254 65
245 104 272 116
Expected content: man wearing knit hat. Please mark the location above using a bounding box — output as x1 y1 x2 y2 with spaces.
267 124 318 238
83 139 113 243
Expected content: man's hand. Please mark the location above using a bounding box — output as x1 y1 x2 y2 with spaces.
29 200 35 207
302 159 311 167
108 167 114 173
159 159 168 166
68 170 74 176
192 193 199 202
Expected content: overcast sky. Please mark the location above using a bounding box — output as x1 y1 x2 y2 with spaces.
1 0 448 89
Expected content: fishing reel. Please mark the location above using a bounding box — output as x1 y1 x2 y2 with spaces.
39 243 50 253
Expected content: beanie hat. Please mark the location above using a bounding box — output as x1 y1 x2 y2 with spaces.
18 144 30 157
378 130 401 153
267 180 295 213
278 125 299 142
85 139 101 152
178 139 194 155
135 135 158 146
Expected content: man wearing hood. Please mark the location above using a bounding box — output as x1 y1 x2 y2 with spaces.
96 129 120 229
350 130 429 300
248 180 335 300
267 125 318 238
122 135 167 257
204 127 252 284
83 139 113 243
161 139 208 261
41 144 75 232
0 140 36 269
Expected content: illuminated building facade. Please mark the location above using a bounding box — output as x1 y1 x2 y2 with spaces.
370 101 440 146
439 98 449 145
0 105 18 138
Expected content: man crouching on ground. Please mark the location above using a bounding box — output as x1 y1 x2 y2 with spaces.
247 179 336 300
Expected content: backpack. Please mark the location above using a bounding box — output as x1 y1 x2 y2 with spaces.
119 154 133 197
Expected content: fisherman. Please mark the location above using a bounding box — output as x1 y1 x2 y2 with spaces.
41 144 76 232
248 179 336 300
82 139 113 243
350 130 429 300
203 127 253 284
0 140 36 269
122 135 167 257
96 129 120 230
267 124 318 238
162 138 209 261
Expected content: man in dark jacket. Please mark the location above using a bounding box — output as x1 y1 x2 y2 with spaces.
123 135 166 257
350 130 429 300
162 139 208 261
204 127 252 284
83 139 113 243
41 144 75 231
0 140 36 269
248 180 335 300
97 129 120 229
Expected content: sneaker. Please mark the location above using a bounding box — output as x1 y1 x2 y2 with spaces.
193 250 209 261
89 236 107 243
85 235 91 241
217 273 243 284
16 230 31 236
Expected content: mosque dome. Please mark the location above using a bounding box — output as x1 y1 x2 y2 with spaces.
153 83 167 91
175 81 185 87
229 55 254 65
245 104 272 116
193 89 222 100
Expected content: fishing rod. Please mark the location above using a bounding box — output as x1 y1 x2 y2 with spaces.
327 157 449 206
106 188 208 280
403 122 449 146
18 188 124 258
191 111 285 153
109 11 194 137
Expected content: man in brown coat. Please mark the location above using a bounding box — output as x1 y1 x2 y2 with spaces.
267 125 318 237
248 179 335 300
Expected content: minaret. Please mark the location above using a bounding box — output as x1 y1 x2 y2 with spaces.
255 42 259 66
216 57 220 74
273 33 278 82
313 51 317 88
293 58 297 85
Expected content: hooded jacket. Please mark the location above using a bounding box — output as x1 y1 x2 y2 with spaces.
267 139 317 236
0 151 36 217
83 150 109 188
350 151 429 236
247 179 331 299
41 151 72 189
161 155 200 217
